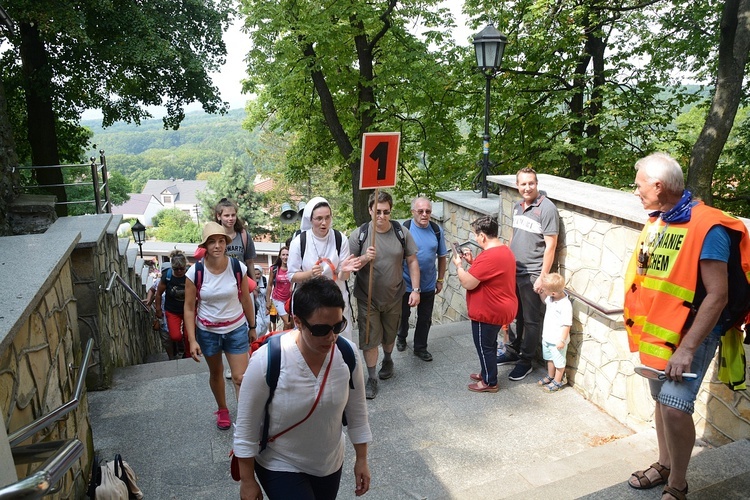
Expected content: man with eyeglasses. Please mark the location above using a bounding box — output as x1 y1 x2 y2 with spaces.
396 197 448 362
349 191 420 399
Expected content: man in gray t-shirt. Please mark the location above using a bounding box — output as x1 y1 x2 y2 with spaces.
501 167 559 382
349 191 420 400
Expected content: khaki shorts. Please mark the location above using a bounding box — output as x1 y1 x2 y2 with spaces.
357 298 402 350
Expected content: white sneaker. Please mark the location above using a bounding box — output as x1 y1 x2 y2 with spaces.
225 368 232 379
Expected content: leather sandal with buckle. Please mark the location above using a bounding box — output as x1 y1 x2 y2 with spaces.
662 483 688 500
629 462 670 489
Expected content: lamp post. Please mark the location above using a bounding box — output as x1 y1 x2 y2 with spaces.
473 23 508 198
131 220 146 258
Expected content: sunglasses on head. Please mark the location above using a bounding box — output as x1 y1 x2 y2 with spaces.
301 317 348 337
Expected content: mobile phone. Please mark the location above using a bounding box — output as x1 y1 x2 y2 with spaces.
452 241 462 255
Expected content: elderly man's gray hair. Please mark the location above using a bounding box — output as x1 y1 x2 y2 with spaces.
634 152 685 196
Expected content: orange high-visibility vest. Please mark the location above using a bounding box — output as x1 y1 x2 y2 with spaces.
624 202 750 370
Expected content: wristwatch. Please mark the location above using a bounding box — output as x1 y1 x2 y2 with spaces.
412 288 421 293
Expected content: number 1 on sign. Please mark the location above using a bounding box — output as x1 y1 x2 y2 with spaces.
360 132 399 189
370 142 389 180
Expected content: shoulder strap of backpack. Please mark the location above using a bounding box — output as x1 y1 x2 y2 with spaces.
229 257 243 299
260 334 283 452
391 220 406 251
166 268 172 282
357 222 370 253
299 231 307 260
428 221 441 244
194 260 204 301
334 229 342 254
241 229 248 251
335 336 356 389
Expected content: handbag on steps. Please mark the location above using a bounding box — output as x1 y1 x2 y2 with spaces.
87 453 143 499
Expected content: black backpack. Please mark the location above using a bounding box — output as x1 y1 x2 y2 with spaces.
357 220 406 255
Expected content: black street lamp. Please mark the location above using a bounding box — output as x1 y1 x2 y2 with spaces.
131 220 146 258
473 23 508 198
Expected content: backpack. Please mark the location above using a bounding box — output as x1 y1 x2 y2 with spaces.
193 257 243 301
255 332 356 451
690 228 750 334
403 219 441 246
294 229 343 260
357 220 406 255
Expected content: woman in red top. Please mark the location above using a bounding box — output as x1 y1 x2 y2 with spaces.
453 216 517 393
266 246 293 330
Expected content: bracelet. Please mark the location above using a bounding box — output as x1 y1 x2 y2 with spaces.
436 278 444 283
248 325 256 329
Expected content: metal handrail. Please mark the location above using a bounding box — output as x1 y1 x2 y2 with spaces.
103 272 151 313
565 288 624 317
0 339 93 499
8 339 93 447
16 150 111 214
0 439 84 499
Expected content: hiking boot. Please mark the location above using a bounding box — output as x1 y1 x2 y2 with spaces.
396 337 407 352
365 378 378 399
215 408 231 430
378 359 394 379
414 350 433 362
496 351 520 365
508 362 533 381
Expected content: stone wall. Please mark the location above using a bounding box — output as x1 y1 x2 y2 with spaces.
1 214 162 496
0 232 90 498
437 176 750 445
47 215 162 389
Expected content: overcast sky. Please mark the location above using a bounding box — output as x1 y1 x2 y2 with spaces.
83 4 474 121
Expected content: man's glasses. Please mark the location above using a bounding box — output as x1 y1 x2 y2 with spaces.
375 210 391 216
302 317 348 337
415 209 432 214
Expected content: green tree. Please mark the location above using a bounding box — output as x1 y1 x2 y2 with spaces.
152 207 202 242
240 0 469 224
2 0 232 215
197 158 270 237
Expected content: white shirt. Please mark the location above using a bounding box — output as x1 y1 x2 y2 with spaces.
287 229 353 339
186 259 248 334
233 332 371 476
542 295 572 344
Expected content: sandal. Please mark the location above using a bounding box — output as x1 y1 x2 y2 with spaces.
537 375 553 386
662 483 688 500
629 462 670 489
542 380 564 392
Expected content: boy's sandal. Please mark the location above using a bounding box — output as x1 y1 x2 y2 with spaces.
662 483 688 500
542 380 564 392
537 375 553 386
629 462 670 489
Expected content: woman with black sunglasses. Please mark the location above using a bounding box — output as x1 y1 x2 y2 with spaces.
234 277 372 500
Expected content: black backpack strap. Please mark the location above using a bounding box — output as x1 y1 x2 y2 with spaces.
299 231 307 259
429 221 441 244
194 260 204 301
260 334 283 452
357 222 370 253
391 220 406 251
335 336 356 427
334 229 342 254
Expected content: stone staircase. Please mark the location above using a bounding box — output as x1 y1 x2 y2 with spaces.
88 322 750 499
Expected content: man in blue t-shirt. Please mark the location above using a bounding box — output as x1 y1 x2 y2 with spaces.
397 197 448 361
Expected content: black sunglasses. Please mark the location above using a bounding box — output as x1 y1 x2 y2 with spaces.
171 266 186 271
301 317 348 337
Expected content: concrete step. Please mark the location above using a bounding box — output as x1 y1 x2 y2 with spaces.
575 438 750 500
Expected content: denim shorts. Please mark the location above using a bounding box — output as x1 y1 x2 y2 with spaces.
195 323 249 357
648 325 722 415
